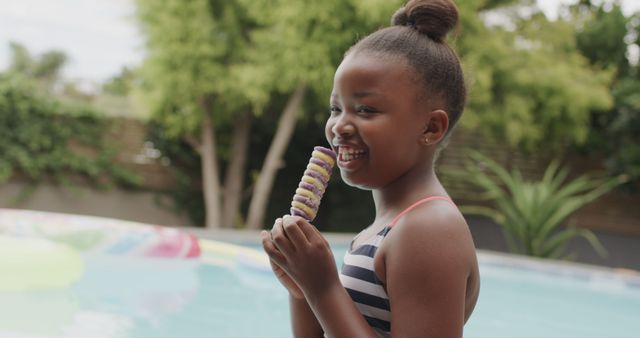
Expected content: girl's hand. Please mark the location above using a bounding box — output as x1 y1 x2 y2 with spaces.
261 219 305 299
265 215 340 298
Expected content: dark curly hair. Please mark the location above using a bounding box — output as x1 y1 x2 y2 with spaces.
347 0 466 135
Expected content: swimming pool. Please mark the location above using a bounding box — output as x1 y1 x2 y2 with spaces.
1 209 639 338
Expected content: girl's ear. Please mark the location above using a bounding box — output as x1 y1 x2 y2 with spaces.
421 109 449 146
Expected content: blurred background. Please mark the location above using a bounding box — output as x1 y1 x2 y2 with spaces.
0 0 639 269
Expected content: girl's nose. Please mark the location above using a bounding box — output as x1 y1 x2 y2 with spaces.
331 114 355 137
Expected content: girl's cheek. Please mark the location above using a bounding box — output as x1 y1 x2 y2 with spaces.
325 120 334 141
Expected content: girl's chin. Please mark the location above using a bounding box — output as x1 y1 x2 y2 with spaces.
339 172 375 191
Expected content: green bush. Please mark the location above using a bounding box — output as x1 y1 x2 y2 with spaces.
451 150 627 259
0 74 139 188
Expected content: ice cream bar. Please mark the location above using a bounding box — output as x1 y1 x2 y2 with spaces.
290 146 336 221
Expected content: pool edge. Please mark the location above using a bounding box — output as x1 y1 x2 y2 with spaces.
185 227 640 289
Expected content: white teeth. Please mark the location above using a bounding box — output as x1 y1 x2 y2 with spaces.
338 147 366 162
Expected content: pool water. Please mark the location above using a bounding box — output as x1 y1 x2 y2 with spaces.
465 263 640 338
1 247 639 338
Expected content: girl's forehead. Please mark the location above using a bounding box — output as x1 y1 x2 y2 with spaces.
337 52 409 76
332 53 414 97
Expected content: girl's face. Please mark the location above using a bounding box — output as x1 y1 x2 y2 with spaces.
325 52 427 190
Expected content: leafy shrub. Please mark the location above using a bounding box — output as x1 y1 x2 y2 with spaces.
0 74 139 188
451 150 627 259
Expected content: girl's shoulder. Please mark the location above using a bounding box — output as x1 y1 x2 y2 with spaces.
374 199 479 337
380 198 475 268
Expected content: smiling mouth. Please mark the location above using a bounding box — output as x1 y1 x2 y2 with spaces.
338 146 367 162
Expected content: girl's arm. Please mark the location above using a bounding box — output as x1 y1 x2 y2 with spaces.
380 202 476 338
290 295 324 337
267 207 476 338
267 216 380 338
261 224 324 338
304 279 379 338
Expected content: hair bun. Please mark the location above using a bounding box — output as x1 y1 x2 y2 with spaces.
391 0 459 42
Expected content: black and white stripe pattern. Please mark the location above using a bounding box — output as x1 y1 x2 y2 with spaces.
338 227 392 337
325 197 454 337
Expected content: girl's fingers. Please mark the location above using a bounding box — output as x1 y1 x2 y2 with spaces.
260 230 287 266
282 215 311 246
296 216 322 242
270 218 295 254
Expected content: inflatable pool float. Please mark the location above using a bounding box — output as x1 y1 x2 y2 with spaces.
0 209 200 259
0 235 84 291
199 239 270 272
0 209 270 274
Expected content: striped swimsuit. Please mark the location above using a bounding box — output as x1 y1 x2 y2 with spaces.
337 196 455 337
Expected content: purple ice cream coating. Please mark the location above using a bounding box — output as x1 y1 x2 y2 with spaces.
314 146 337 160
309 157 333 173
288 146 335 221
290 207 311 220
294 194 319 209
304 169 327 185
298 181 323 197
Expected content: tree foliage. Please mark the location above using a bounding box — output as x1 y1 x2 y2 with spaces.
135 0 261 228
574 2 640 183
576 2 630 75
236 0 398 101
0 74 139 188
5 42 68 92
133 0 403 228
102 67 136 96
135 0 253 137
454 1 638 184
0 43 139 189
238 0 402 228
457 1 614 153
131 0 639 228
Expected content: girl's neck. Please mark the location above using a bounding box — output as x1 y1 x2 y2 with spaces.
371 162 446 225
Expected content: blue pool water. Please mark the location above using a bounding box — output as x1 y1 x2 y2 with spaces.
465 263 640 338
1 245 639 338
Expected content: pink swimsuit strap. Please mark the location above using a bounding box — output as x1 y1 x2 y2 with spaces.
389 196 456 228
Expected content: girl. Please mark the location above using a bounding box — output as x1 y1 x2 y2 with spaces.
261 0 480 337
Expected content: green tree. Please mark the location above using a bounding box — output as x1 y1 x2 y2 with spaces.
0 43 137 189
5 42 67 92
134 0 622 228
455 1 614 153
0 73 139 189
574 2 640 182
102 67 136 96
4 41 99 105
240 0 401 229
135 0 257 228
134 0 401 229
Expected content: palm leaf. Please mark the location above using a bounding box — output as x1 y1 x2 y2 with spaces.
455 150 624 259
459 205 505 225
539 175 626 240
541 226 607 259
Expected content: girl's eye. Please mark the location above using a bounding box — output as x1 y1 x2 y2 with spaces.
329 105 341 114
356 105 377 114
